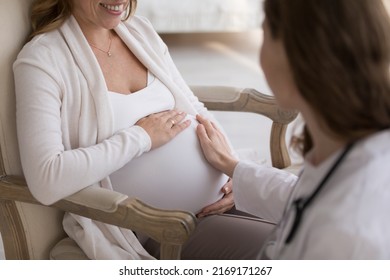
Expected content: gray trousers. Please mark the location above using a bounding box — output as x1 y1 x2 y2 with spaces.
143 210 275 260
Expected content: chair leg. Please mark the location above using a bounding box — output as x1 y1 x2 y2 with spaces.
0 200 30 259
160 244 182 260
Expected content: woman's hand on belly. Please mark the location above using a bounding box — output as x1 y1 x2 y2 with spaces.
136 110 191 149
197 180 234 218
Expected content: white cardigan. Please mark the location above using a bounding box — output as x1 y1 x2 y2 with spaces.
14 15 219 259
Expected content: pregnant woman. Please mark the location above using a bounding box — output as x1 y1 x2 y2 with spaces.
14 0 273 259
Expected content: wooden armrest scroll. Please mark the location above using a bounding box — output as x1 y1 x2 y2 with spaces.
0 175 196 259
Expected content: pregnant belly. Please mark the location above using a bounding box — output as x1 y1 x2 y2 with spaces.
110 115 228 214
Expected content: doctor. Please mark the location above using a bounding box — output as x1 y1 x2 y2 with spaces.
197 0 390 259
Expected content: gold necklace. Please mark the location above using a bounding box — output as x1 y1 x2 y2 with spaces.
89 33 113 57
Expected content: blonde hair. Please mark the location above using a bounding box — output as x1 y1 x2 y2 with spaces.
29 0 137 41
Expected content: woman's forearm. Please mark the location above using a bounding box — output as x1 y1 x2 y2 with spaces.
14 59 151 205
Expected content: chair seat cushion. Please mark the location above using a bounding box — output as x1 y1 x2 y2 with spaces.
50 237 89 260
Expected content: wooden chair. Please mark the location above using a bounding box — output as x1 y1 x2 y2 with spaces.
0 0 297 260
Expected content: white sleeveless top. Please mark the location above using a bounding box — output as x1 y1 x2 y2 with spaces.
109 72 227 214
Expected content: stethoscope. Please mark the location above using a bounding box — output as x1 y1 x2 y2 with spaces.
284 141 355 244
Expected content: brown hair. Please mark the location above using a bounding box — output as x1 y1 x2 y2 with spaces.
29 0 137 41
264 0 390 154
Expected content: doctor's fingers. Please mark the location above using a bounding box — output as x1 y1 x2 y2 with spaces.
197 192 235 218
196 114 225 141
196 116 230 154
221 180 233 195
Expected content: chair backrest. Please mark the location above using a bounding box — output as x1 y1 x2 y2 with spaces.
0 0 67 260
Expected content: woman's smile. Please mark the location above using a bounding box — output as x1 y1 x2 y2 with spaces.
99 2 126 15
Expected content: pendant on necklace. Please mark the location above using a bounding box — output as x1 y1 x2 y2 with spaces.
108 51 112 57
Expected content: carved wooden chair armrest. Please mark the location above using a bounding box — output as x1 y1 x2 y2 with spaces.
0 175 196 260
191 86 298 169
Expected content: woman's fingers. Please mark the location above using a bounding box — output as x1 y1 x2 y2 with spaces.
136 110 190 149
161 110 185 128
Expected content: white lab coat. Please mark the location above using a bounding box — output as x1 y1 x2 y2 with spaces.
233 129 390 259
